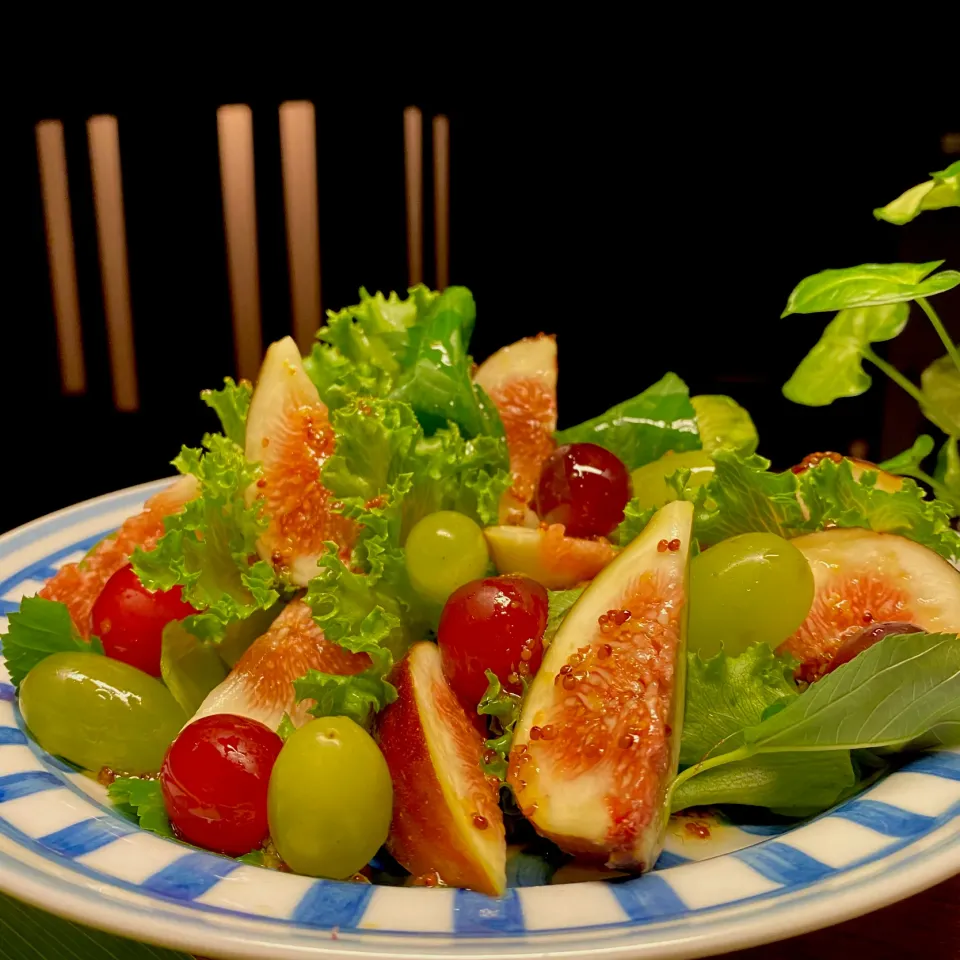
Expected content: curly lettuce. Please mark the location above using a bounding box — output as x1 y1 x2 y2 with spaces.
295 394 511 724
132 435 280 641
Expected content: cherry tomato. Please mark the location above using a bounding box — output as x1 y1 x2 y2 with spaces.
535 442 631 538
160 714 283 856
92 564 197 677
437 575 548 709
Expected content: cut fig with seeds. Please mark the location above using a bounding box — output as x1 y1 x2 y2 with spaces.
245 337 357 585
377 642 506 895
191 599 369 732
485 523 617 590
824 621 924 675
779 528 960 682
474 334 557 523
508 500 692 871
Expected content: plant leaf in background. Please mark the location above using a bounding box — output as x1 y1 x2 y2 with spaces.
877 434 936 474
680 643 799 767
671 750 855 815
783 303 909 405
781 261 960 316
200 377 252 446
921 355 960 437
477 670 522 780
873 160 960 225
555 372 700 470
0 597 104 688
108 777 173 838
691 395 758 455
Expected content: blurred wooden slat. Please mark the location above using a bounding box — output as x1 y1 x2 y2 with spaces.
87 115 138 412
35 120 86 395
403 106 423 287
217 104 263 382
433 114 450 290
279 100 322 353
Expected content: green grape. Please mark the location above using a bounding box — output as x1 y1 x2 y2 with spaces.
405 510 490 605
688 532 815 658
19 652 187 774
268 717 392 878
630 450 715 511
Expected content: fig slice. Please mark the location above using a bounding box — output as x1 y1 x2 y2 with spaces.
190 598 369 732
778 527 960 681
245 337 356 585
474 334 557 523
40 474 199 638
376 641 506 895
484 523 617 590
508 500 692 871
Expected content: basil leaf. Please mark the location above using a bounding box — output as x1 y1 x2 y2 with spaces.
781 261 960 316
783 303 910 406
744 632 960 752
671 750 855 815
556 372 700 470
874 161 960 225
921 355 960 436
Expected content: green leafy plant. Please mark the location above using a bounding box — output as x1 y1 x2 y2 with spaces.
477 670 522 780
873 161 960 225
783 172 960 513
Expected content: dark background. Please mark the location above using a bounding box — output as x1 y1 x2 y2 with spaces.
5 80 959 533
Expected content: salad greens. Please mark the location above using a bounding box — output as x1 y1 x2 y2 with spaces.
784 166 960 515
2 597 103 688
477 670 522 780
555 372 700 471
130 435 280 642
108 778 172 838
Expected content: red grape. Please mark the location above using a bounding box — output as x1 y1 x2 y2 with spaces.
92 564 198 677
437 575 549 709
535 442 631 538
161 714 283 856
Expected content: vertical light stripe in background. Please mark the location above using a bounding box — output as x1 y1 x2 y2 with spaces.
432 114 450 291
87 115 138 412
279 100 322 353
35 120 86 395
217 104 263 382
403 106 423 287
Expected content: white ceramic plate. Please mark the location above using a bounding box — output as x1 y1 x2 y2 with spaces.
0 479 957 960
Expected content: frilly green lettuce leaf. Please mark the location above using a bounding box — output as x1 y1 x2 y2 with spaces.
545 587 585 644
555 372 700 470
201 377 252 446
676 450 960 564
131 434 280 642
477 669 522 780
614 498 657 547
680 643 799 767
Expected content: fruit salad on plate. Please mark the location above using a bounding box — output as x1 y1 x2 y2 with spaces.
4 259 960 895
